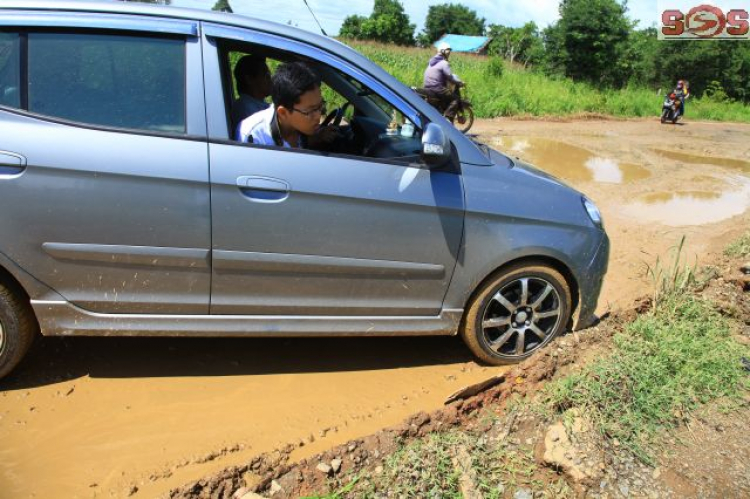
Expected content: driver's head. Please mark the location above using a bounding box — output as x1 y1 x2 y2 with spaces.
273 62 325 137
676 80 684 89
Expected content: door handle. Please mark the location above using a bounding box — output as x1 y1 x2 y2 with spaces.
0 151 26 177
236 176 290 203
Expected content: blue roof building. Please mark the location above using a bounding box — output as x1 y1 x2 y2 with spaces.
434 34 492 54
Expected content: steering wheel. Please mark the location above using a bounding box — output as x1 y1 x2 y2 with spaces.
321 102 351 127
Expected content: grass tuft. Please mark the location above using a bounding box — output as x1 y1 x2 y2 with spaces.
544 291 749 463
725 231 750 258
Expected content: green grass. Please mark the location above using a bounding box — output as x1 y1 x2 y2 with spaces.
543 291 749 463
343 40 750 123
725 231 750 258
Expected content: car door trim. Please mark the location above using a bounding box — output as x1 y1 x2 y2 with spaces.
42 243 209 269
213 250 446 278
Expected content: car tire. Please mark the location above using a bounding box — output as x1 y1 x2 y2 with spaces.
0 282 38 379
461 263 572 365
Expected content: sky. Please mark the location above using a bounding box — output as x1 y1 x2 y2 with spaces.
171 0 661 36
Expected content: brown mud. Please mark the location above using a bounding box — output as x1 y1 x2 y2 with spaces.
1 118 749 498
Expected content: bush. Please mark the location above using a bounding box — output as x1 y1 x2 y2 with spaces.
485 57 504 78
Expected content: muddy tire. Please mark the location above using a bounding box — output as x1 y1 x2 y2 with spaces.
661 109 669 124
0 282 37 379
461 263 571 365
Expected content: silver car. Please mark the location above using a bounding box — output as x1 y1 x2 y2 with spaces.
0 1 608 379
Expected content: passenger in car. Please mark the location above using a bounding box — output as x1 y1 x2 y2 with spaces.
230 54 271 137
237 61 339 149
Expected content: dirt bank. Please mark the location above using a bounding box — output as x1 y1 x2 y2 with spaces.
1 118 749 499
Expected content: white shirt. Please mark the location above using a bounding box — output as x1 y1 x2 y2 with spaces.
237 105 301 148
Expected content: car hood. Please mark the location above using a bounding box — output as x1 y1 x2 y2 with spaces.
461 147 595 229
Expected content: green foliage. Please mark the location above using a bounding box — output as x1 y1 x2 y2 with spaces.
552 0 632 87
485 57 504 78
211 0 232 13
544 287 749 462
487 22 544 68
725 231 750 258
644 236 697 306
339 0 415 46
419 3 486 46
655 41 750 102
344 40 750 122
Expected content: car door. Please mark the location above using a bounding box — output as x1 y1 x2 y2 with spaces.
0 14 211 314
202 26 465 316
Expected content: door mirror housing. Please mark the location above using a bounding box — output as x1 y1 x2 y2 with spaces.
421 122 451 168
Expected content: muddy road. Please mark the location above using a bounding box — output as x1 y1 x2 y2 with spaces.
1 118 749 498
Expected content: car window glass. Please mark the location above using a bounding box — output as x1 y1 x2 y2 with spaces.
0 32 20 109
28 33 185 133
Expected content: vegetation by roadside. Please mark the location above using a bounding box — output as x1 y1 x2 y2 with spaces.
346 41 750 123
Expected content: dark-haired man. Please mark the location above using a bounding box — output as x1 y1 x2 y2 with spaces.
237 61 338 149
231 54 271 135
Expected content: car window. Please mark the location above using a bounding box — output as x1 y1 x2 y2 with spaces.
222 41 422 164
28 32 186 133
0 32 20 109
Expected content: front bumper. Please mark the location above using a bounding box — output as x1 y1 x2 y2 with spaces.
573 231 610 330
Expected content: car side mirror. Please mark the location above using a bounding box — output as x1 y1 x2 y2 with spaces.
421 123 451 168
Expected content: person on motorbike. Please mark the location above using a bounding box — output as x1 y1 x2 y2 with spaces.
673 80 690 118
423 42 463 120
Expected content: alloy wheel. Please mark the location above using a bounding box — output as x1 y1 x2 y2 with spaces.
481 277 562 357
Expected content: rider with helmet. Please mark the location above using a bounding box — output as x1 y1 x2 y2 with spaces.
423 42 463 120
673 80 690 118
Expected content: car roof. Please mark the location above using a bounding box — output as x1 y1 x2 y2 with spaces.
0 1 355 59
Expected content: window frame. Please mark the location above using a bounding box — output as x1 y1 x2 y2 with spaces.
0 19 206 141
203 24 433 168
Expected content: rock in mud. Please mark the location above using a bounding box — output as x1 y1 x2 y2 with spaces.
315 462 332 476
330 458 342 474
513 488 533 499
542 421 602 489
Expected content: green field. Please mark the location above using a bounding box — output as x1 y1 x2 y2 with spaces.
345 41 750 123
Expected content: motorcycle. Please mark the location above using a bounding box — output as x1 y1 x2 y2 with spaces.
413 81 475 134
661 92 682 124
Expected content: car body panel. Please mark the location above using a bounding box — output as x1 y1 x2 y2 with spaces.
0 1 608 342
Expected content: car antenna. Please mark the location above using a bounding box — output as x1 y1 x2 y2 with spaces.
302 0 328 36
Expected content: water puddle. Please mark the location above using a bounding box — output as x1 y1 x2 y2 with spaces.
622 178 750 226
495 136 650 184
653 149 750 172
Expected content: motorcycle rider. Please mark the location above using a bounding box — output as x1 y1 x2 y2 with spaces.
673 80 690 118
423 42 463 120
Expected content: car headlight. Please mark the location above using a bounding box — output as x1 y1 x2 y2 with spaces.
582 197 603 228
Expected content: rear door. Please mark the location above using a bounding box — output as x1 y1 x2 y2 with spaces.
0 14 211 314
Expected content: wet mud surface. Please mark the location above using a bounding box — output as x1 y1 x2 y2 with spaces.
2 118 750 498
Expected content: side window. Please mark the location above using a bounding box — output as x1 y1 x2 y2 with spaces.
0 32 20 109
219 40 422 164
28 32 186 133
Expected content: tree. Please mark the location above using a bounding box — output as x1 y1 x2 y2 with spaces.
487 22 544 68
212 0 233 13
339 15 368 40
339 0 415 46
552 0 632 87
419 3 485 46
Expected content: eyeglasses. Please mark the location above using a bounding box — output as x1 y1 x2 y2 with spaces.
293 100 327 118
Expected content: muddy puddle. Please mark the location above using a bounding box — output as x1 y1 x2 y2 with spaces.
0 336 506 498
494 136 651 184
623 177 750 226
653 148 750 171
